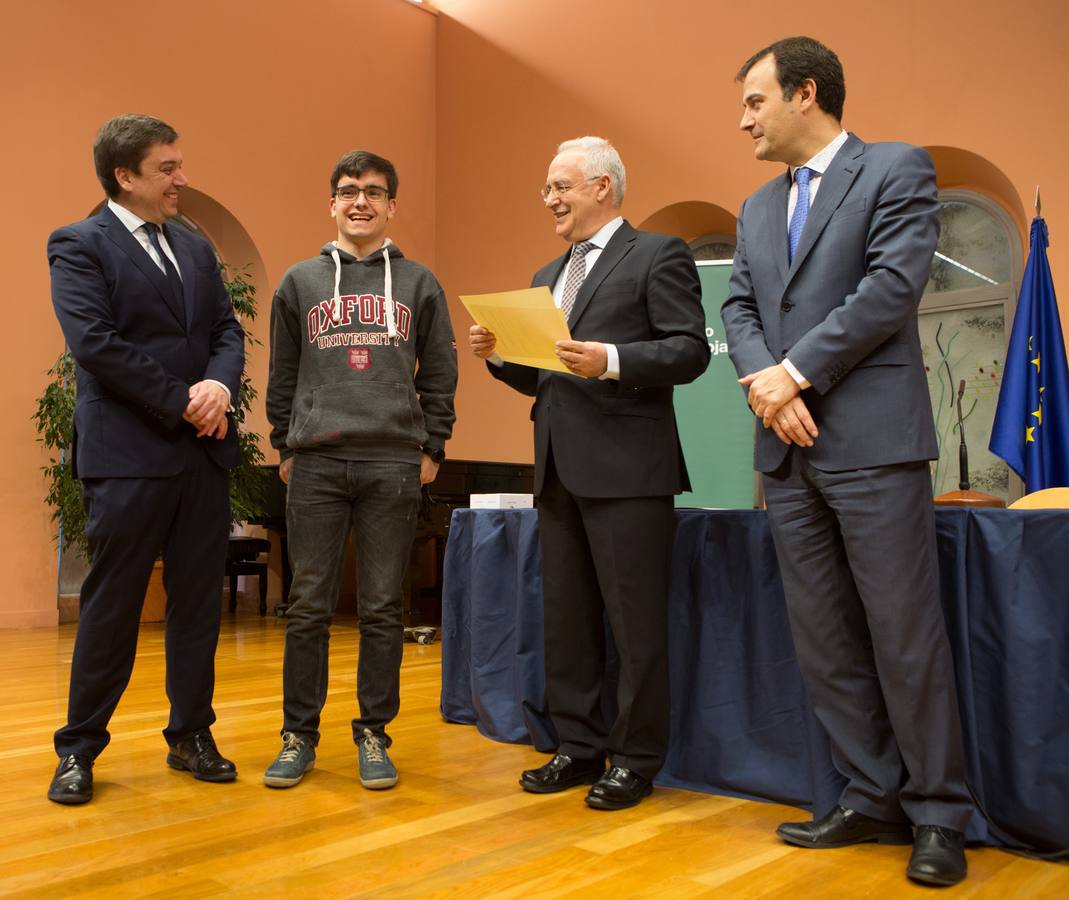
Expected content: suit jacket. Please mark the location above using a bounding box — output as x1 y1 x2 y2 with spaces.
491 220 709 497
49 205 244 479
721 134 940 473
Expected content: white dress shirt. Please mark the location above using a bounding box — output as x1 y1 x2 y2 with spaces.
782 130 849 389
107 198 183 276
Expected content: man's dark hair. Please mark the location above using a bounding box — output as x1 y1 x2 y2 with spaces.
737 36 845 122
93 114 179 198
330 150 399 198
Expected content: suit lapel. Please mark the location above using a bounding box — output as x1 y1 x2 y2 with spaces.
97 207 186 328
535 253 568 290
764 173 791 285
786 135 864 279
164 223 197 331
568 220 635 329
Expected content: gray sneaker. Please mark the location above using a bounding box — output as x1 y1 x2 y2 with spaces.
357 728 398 789
263 732 316 788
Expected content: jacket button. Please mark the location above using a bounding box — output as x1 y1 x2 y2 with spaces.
781 349 788 358
781 301 793 311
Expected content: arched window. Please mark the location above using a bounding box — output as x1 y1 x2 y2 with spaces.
919 191 1022 502
688 232 736 261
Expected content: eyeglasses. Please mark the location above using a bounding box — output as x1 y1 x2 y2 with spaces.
539 176 602 201
335 185 390 203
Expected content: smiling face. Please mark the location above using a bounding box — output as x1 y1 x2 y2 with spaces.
114 141 186 224
543 151 613 244
331 170 396 257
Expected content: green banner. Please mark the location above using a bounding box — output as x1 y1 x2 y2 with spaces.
674 261 755 508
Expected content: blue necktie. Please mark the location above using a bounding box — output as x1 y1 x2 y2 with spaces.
788 167 813 263
144 223 186 314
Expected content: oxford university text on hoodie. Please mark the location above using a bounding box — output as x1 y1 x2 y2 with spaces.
266 241 458 464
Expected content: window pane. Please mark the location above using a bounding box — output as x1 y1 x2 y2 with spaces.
926 200 1012 293
689 234 735 261
919 304 1009 500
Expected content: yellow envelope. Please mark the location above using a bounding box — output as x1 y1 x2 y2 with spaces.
460 286 571 373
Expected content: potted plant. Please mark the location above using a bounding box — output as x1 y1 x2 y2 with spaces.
33 263 268 617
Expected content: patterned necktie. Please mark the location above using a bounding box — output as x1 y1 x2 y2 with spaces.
559 240 596 321
788 166 813 263
144 223 186 314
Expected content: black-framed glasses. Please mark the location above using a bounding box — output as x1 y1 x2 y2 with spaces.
539 176 602 202
336 185 390 203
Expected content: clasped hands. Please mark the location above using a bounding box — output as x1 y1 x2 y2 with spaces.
183 381 229 439
739 364 819 448
468 325 607 377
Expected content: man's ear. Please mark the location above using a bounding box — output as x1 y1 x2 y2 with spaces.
797 77 818 112
114 166 133 193
596 174 613 204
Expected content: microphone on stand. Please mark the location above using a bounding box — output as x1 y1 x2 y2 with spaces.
934 377 1004 507
955 379 970 491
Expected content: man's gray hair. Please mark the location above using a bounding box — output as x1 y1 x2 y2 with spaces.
557 136 626 207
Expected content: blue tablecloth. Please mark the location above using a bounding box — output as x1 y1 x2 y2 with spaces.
440 506 1069 854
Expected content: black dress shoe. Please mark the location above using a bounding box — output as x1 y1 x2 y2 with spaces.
47 755 93 805
166 730 237 782
907 826 967 886
585 766 652 810
520 753 605 793
777 805 913 848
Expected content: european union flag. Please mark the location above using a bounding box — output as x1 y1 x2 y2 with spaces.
990 217 1069 490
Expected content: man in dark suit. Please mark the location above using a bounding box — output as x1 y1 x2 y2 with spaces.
46 114 244 804
721 38 972 885
469 136 709 810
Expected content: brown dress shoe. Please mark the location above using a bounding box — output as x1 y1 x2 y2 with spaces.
47 755 93 805
166 730 237 782
777 805 913 848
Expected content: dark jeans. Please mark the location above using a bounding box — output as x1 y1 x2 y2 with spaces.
282 454 421 746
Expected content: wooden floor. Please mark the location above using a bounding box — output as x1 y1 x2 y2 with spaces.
2 611 1064 898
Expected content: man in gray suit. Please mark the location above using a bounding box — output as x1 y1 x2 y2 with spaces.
721 37 971 886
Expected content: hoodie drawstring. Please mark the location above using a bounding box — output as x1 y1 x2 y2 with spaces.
330 246 343 325
330 241 398 340
381 243 398 339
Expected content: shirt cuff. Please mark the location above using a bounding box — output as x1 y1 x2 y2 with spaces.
782 358 811 390
204 379 233 409
598 343 620 381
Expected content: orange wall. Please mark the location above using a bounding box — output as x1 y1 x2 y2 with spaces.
1 0 436 627
435 0 1069 465
5 0 1068 626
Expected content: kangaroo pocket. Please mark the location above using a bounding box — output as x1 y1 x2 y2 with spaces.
289 381 425 449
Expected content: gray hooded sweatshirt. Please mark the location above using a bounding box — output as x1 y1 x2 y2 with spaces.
266 241 457 464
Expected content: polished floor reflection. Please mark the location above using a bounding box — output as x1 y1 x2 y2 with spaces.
2 611 1062 897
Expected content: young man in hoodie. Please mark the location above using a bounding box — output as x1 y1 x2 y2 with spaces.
263 150 457 790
